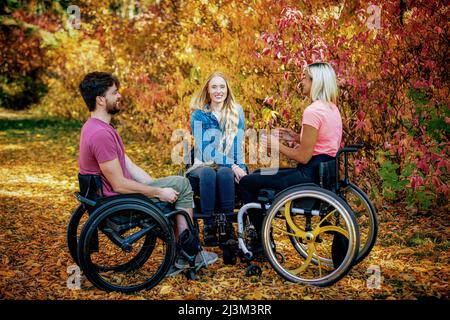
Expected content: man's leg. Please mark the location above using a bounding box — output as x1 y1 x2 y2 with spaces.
147 175 218 272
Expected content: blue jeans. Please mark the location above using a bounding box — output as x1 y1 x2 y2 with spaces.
187 166 235 224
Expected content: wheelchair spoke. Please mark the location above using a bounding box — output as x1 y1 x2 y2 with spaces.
284 201 306 239
289 242 315 275
318 209 337 227
315 225 349 239
317 250 322 278
314 209 350 238
121 224 161 249
272 225 298 237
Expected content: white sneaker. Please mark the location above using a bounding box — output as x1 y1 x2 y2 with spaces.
174 250 218 270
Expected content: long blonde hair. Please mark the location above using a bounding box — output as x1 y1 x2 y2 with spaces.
190 72 239 155
306 62 338 104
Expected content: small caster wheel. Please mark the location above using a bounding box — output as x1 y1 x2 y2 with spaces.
245 264 262 277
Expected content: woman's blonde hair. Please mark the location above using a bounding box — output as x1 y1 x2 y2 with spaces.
190 72 239 155
306 62 338 104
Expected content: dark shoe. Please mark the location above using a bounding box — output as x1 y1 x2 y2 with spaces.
203 223 219 247
225 221 237 241
217 214 236 243
221 239 237 265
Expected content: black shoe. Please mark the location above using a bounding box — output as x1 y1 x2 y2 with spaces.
203 224 218 247
217 219 237 264
222 239 237 265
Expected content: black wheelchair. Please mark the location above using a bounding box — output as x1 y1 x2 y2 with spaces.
67 144 377 292
66 175 206 293
183 143 378 286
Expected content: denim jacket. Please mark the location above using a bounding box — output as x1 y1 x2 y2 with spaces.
191 104 246 170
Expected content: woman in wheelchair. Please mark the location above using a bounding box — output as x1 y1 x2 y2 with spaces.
240 62 342 252
188 72 247 251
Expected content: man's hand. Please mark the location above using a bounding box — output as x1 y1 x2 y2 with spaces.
157 187 179 203
232 164 247 183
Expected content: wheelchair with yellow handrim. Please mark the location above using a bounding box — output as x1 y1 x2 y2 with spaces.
183 143 378 287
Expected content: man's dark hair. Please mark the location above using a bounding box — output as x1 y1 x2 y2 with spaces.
79 72 120 112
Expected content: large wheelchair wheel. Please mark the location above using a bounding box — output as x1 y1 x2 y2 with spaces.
77 199 176 293
341 183 378 265
262 185 359 287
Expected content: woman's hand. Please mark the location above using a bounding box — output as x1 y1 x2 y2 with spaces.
278 128 300 143
232 164 247 183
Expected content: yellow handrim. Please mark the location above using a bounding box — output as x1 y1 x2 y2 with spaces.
284 200 306 239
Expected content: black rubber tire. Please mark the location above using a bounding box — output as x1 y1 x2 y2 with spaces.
342 183 378 265
67 205 87 266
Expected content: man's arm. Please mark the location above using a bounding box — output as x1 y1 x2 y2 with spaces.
99 158 178 202
125 154 153 184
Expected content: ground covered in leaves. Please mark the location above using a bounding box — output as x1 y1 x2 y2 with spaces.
0 108 448 300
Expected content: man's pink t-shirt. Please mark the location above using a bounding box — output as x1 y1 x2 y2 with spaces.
300 100 343 157
78 118 132 197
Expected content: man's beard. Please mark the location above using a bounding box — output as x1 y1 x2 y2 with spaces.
106 101 120 115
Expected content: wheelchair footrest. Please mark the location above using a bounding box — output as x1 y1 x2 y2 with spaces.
245 264 262 277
